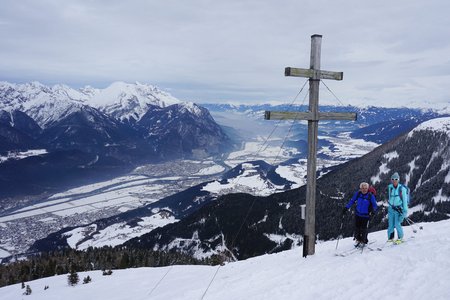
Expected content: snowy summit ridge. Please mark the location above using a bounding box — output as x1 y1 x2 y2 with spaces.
0 81 181 127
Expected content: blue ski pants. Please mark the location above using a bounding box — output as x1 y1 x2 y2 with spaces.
387 207 404 239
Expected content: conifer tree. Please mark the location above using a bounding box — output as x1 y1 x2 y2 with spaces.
67 268 79 286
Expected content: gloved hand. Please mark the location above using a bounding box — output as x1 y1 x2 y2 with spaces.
396 207 403 214
342 207 348 216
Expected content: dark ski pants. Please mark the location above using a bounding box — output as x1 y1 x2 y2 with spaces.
354 215 369 243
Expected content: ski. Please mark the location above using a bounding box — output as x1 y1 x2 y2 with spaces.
360 240 376 253
335 247 360 257
366 246 377 251
376 240 392 251
376 236 415 251
335 241 376 257
377 241 400 251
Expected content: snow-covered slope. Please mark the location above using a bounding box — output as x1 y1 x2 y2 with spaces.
408 116 450 137
0 81 180 127
1 219 449 300
370 116 450 219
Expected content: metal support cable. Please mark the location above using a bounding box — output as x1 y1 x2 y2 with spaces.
256 79 309 154
147 266 173 298
200 265 221 300
320 79 347 107
268 89 309 162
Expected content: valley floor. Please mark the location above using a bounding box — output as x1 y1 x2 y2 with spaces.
0 159 224 258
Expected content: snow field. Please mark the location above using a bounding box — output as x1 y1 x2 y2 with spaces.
2 219 449 300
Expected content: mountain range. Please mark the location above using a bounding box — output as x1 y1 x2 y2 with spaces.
204 103 443 144
0 82 232 198
0 81 180 126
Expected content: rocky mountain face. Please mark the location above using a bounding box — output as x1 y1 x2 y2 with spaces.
0 110 42 152
115 117 450 260
138 103 230 159
38 106 133 153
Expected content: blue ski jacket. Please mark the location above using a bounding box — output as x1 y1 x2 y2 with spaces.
345 191 378 218
388 183 409 215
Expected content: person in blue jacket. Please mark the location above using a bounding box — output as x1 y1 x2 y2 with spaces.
343 182 378 246
387 172 409 244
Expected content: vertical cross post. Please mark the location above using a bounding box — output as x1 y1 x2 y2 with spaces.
304 34 321 256
264 34 356 257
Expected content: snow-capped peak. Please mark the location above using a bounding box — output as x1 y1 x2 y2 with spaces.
177 102 204 116
87 81 175 107
86 81 181 121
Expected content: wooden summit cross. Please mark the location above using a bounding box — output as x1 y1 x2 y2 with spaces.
265 34 357 257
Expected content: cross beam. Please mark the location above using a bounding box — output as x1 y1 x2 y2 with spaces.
265 34 356 257
264 111 357 121
285 67 343 81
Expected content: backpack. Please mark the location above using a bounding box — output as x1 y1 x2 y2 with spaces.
399 184 410 206
368 185 377 198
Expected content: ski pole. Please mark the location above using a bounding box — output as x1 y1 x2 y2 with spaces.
388 203 421 231
405 217 423 231
405 217 418 233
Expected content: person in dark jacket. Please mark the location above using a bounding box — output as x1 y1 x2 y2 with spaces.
343 182 378 246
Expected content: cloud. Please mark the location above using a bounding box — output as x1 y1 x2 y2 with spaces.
0 0 449 107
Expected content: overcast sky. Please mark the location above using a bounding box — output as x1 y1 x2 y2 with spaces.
1 0 449 108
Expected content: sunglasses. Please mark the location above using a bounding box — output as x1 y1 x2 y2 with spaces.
391 178 399 181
